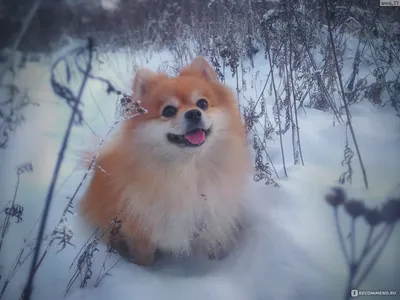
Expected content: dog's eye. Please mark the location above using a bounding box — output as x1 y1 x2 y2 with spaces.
196 99 209 110
162 105 178 118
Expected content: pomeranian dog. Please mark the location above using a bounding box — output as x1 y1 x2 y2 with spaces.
79 56 252 266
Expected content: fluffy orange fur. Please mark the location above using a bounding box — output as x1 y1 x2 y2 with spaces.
79 56 252 266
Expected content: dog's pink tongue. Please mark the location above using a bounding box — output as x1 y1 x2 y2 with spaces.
184 130 205 145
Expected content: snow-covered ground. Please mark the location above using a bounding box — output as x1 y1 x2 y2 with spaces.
0 43 399 300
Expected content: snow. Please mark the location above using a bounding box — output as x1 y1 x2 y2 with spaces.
0 41 399 300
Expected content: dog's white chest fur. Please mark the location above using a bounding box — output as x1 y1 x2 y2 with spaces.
123 162 244 254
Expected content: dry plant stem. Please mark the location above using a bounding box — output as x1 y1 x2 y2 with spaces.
323 0 369 189
95 253 113 286
247 68 279 180
354 225 394 287
69 229 99 270
367 225 388 250
65 207 129 295
64 122 119 266
351 218 356 263
343 217 357 299
0 173 20 252
376 17 400 66
33 130 109 293
94 259 121 287
366 39 400 111
65 237 99 295
252 68 272 114
0 249 24 299
63 98 143 293
255 130 279 178
283 41 297 166
362 227 374 257
0 0 42 83
252 128 279 179
343 224 394 300
334 208 350 265
266 44 287 177
292 13 343 123
248 40 284 115
285 1 304 166
22 39 94 300
21 40 122 296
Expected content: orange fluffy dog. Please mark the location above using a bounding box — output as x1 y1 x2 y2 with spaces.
79 56 252 266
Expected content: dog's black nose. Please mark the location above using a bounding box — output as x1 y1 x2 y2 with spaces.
185 109 202 123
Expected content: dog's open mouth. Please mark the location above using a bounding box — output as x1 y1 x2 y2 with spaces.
167 127 211 147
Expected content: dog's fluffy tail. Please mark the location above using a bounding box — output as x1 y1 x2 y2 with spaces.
76 149 97 169
74 135 102 170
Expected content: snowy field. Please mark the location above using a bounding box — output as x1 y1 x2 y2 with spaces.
0 42 399 300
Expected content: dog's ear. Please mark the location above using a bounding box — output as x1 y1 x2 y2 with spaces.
180 56 217 81
132 68 158 100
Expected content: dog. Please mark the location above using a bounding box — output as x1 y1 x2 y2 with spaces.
79 56 252 266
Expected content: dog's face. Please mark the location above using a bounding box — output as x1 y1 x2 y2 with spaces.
125 57 243 162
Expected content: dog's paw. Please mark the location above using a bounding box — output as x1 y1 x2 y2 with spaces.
207 246 230 261
131 251 155 266
110 235 156 266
